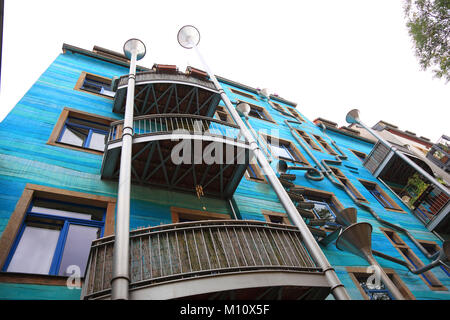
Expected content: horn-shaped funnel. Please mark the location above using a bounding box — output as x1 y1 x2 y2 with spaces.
336 222 405 300
345 109 360 125
336 222 372 260
277 159 288 174
335 208 358 227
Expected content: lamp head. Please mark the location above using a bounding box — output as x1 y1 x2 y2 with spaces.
177 25 200 49
345 109 360 125
236 102 250 118
123 38 146 60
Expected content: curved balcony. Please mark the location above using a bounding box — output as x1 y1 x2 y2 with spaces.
81 220 330 300
101 114 251 199
112 71 221 117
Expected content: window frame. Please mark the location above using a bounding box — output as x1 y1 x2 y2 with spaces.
312 134 338 156
244 162 267 184
0 184 116 286
349 149 368 162
380 228 447 291
230 88 258 101
171 207 230 223
47 107 115 155
74 72 115 99
295 129 322 152
263 134 309 165
3 198 106 277
286 107 305 123
241 101 276 124
261 210 291 225
214 105 235 125
347 266 415 300
358 179 405 213
330 167 368 203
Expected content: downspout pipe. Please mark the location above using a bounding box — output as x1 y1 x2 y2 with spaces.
372 244 449 275
180 27 351 300
111 39 146 300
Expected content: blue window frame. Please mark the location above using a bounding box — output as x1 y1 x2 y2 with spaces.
57 117 109 152
2 198 105 277
358 277 395 300
247 164 264 181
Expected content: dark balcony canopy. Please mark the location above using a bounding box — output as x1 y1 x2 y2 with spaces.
101 114 251 199
112 71 221 117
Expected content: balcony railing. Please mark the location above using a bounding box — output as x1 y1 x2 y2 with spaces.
81 220 321 299
108 113 244 143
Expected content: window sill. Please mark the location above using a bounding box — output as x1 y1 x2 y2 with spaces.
384 207 407 214
0 271 84 287
47 141 104 155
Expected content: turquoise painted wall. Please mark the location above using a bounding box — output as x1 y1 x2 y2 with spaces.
0 48 447 300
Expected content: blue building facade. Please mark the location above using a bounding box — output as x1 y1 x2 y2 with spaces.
0 44 448 300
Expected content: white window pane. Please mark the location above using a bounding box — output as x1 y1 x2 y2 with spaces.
60 127 85 147
58 225 100 276
88 132 106 151
271 144 293 160
30 206 92 220
100 88 115 97
7 226 60 274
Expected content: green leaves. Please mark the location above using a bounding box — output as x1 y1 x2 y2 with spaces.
404 0 450 82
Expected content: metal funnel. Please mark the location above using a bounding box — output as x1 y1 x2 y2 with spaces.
335 222 405 300
335 207 358 227
336 222 372 260
345 109 360 125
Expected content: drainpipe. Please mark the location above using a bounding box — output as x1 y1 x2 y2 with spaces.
177 26 351 300
111 39 146 300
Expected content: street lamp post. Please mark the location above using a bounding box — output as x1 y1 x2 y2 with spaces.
111 38 146 300
177 25 351 300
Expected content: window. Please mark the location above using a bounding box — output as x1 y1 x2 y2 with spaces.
381 228 447 291
74 72 115 98
262 210 291 225
417 240 450 277
349 149 367 162
265 136 308 164
214 105 234 124
312 135 338 156
245 163 267 183
243 101 275 123
230 88 258 101
347 267 415 300
0 184 116 283
171 207 230 223
359 179 404 212
286 107 305 122
295 130 322 151
330 167 367 202
48 108 114 154
300 188 345 230
303 198 338 227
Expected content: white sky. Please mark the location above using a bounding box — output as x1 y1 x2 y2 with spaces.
1 0 448 142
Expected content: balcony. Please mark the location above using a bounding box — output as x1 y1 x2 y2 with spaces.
81 220 330 300
426 135 450 173
101 114 251 199
112 70 221 117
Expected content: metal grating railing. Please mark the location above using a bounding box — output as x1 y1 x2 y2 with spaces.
82 220 321 299
107 114 244 143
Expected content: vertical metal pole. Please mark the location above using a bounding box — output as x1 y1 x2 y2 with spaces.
190 43 351 300
111 41 140 300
